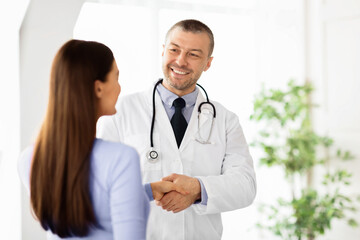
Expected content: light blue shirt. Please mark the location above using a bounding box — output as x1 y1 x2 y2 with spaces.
18 139 150 240
156 83 208 205
156 83 199 123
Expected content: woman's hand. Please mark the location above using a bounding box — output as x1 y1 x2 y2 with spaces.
150 181 188 201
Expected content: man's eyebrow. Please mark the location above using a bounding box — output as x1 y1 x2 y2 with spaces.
169 42 203 53
169 42 180 48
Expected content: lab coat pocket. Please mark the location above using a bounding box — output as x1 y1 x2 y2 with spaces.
192 140 224 176
124 133 161 172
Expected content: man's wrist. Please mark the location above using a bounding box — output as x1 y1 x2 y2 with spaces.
193 177 208 205
192 177 201 201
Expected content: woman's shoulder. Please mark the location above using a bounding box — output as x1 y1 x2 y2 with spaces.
19 145 34 163
90 139 141 189
18 145 34 194
91 139 140 170
92 138 138 158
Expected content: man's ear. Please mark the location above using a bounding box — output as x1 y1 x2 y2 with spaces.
204 56 213 72
94 80 103 98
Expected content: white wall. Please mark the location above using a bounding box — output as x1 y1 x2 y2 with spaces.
0 1 29 239
307 0 360 239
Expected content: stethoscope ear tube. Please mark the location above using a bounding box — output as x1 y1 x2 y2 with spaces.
198 101 216 118
196 83 216 117
150 79 164 148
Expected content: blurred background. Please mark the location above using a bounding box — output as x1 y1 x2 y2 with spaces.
0 0 359 239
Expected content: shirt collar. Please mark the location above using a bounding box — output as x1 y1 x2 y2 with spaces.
156 82 199 108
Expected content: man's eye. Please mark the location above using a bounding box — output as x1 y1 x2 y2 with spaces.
190 53 199 57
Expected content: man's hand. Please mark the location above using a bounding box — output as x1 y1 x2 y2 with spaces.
150 181 188 201
156 173 201 213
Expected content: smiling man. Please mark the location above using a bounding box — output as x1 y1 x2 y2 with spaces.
162 25 213 96
97 19 256 240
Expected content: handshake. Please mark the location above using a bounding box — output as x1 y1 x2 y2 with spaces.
150 173 201 213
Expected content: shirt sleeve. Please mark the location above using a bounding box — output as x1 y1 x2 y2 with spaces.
193 178 208 205
144 183 154 201
108 147 149 240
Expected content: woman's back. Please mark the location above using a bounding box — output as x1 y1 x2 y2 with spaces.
18 139 149 240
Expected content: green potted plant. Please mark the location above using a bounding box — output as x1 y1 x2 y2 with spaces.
250 80 359 240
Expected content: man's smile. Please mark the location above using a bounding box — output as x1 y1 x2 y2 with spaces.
170 66 191 76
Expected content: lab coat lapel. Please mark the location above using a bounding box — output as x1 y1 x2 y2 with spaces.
180 92 214 151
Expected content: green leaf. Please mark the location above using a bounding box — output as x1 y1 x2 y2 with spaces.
250 79 358 239
348 219 358 227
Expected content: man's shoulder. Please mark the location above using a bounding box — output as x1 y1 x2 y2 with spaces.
122 90 148 100
208 99 236 116
116 90 150 109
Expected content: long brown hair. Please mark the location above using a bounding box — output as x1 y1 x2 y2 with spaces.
30 39 114 237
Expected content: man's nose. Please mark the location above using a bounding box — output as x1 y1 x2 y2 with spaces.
175 52 187 67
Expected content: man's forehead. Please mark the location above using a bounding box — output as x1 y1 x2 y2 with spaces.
167 28 209 40
166 30 210 50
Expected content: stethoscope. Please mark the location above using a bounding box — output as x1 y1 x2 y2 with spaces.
147 79 216 163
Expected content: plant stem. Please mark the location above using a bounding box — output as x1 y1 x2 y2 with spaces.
306 168 313 189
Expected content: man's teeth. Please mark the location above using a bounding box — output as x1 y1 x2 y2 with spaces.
172 69 187 75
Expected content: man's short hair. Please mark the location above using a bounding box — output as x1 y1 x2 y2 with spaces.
165 19 214 57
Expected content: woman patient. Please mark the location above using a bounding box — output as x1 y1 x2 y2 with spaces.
18 39 185 239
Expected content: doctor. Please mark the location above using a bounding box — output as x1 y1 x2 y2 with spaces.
97 19 256 240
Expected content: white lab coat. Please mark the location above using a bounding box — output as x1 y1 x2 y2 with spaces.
97 85 256 240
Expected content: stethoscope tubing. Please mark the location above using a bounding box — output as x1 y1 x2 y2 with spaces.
149 78 216 149
149 80 161 148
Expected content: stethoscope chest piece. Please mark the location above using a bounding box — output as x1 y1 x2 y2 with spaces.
147 147 159 163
